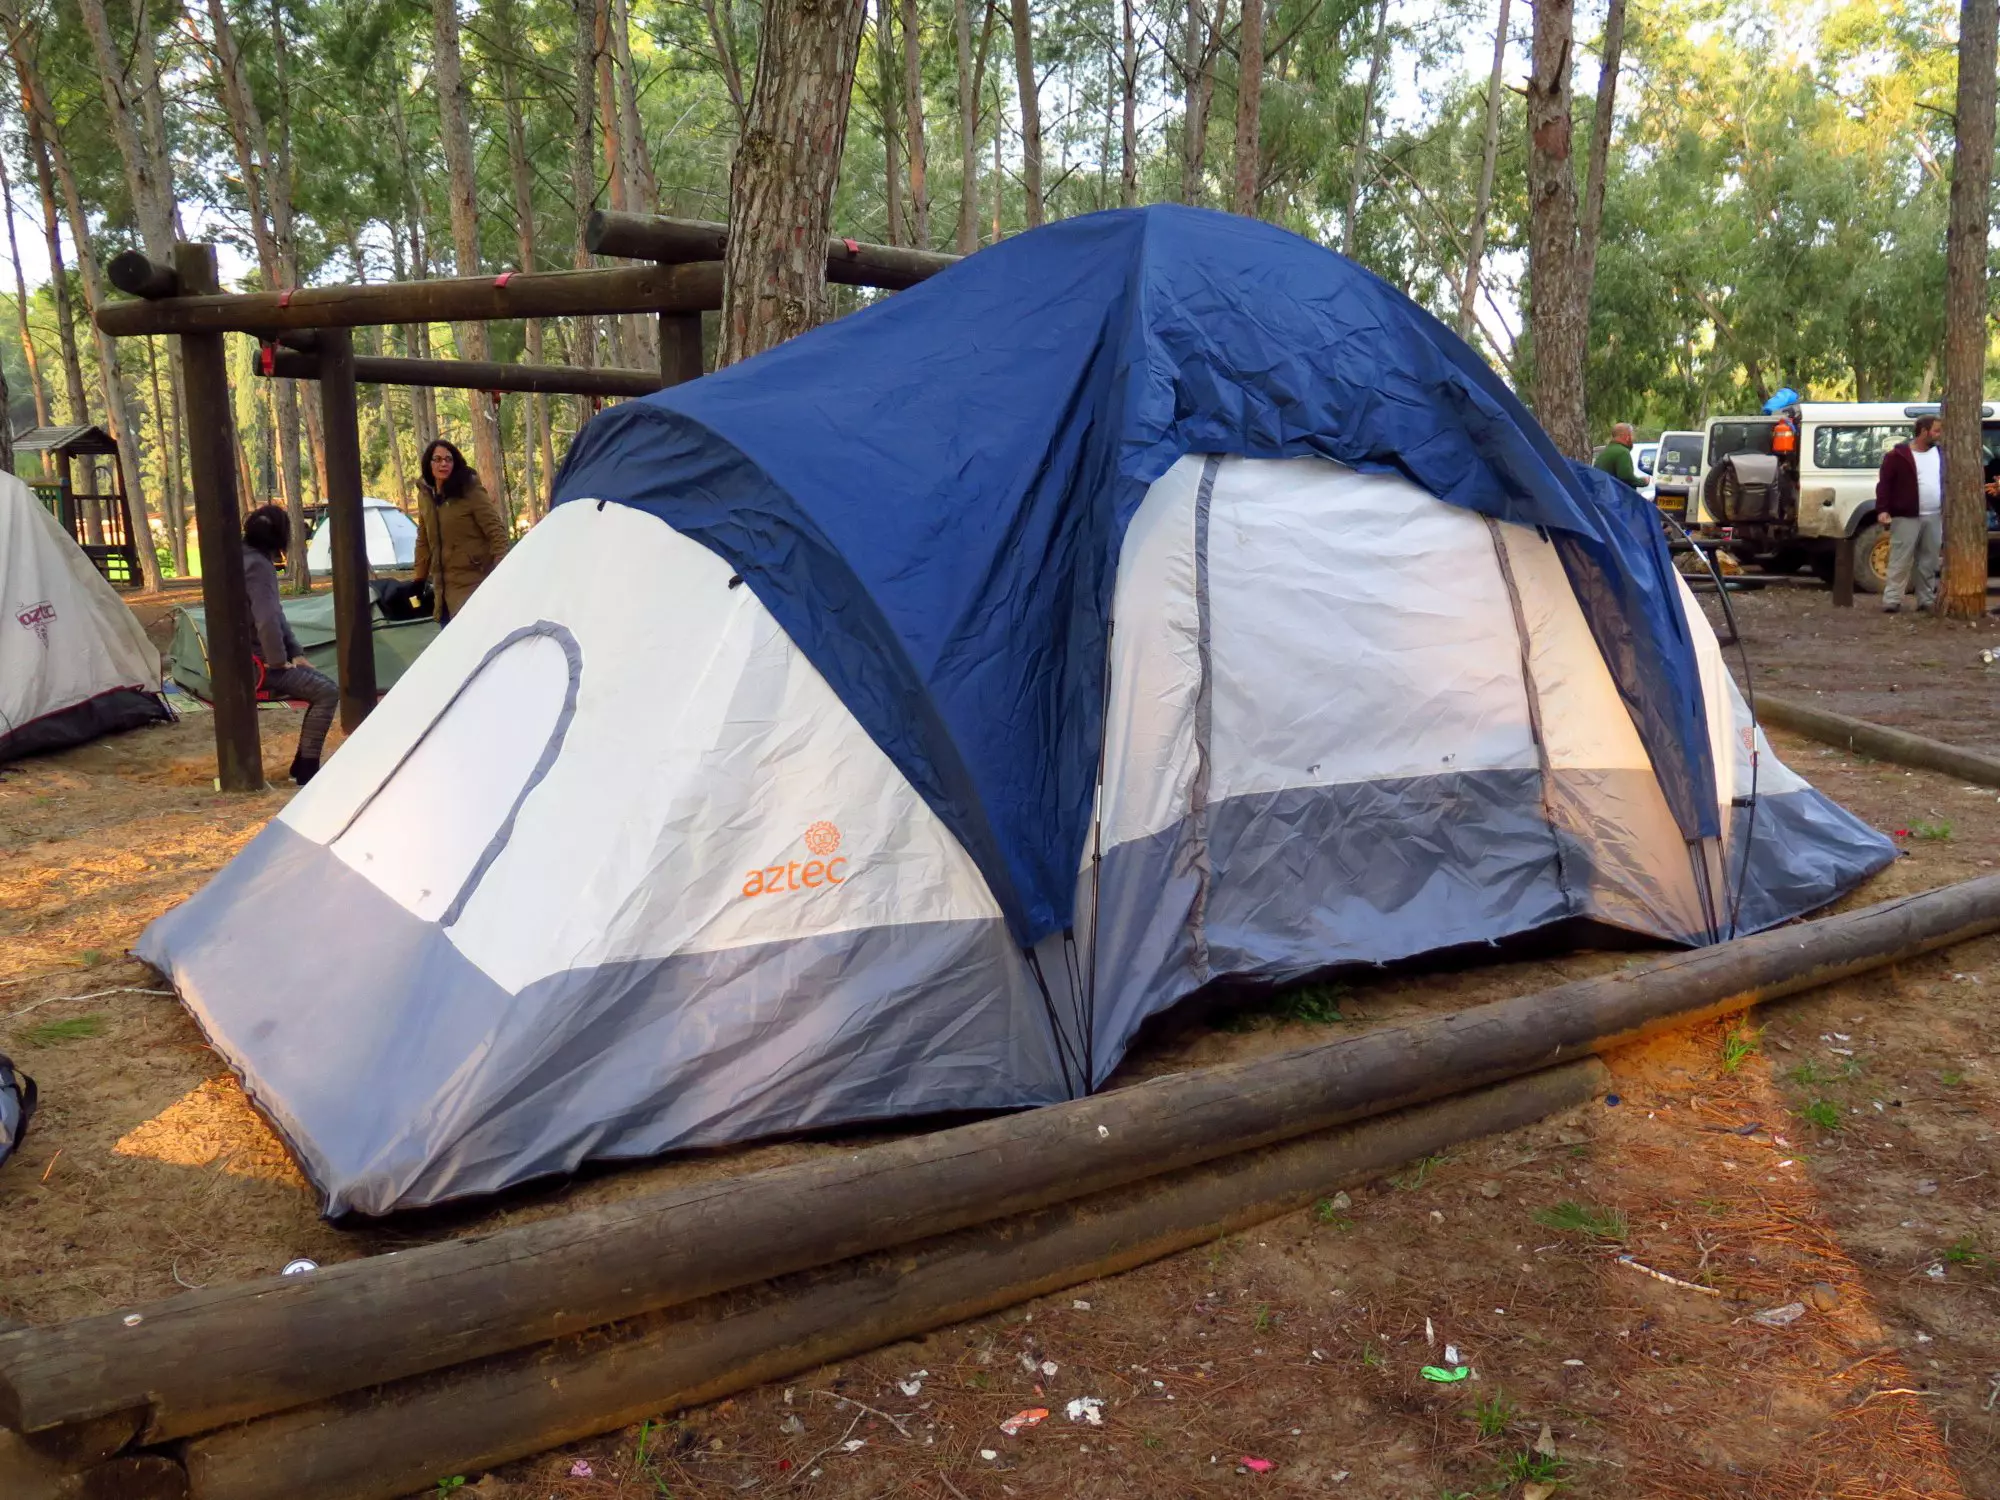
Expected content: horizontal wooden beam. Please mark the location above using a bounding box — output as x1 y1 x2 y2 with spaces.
255 347 664 398
4 872 1996 1447
181 1061 1609 1500
95 259 722 338
586 210 959 291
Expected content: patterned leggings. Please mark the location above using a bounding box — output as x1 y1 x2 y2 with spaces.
263 665 339 762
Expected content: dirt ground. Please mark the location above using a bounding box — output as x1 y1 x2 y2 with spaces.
6 584 2000 1497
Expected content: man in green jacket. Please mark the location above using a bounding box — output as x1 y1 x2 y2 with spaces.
1592 423 1641 488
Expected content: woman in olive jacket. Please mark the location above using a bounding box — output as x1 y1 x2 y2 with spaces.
412 439 510 623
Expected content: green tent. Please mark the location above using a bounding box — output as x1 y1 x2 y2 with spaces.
168 591 437 702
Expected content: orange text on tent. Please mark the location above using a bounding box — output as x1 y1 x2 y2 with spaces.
741 858 847 898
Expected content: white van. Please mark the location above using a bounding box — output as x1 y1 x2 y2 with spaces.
1649 430 1703 519
1686 402 1998 592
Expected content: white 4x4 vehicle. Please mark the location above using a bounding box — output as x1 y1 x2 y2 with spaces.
1684 401 1999 592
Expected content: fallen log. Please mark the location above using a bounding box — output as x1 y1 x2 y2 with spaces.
181 1060 1608 1500
4 873 1994 1448
1759 695 2000 789
585 210 958 289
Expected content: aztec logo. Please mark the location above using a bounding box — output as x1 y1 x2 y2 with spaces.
740 821 850 898
15 601 55 647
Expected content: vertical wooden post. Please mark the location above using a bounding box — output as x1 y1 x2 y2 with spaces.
317 327 376 731
1833 532 1856 608
659 311 703 386
175 243 264 791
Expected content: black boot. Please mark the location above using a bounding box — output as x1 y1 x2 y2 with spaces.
289 754 320 786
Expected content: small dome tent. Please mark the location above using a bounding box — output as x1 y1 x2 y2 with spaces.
1 471 170 762
304 498 418 574
138 208 1893 1216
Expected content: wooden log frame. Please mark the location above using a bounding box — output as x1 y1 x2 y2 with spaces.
95 260 723 338
586 209 960 290
315 329 376 732
1759 695 2000 789
172 244 262 792
255 346 666 399
179 1062 1608 1500
5 873 1999 1453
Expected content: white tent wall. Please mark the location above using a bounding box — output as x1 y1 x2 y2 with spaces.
0 472 169 761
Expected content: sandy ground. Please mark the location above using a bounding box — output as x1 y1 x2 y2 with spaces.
4 585 2000 1497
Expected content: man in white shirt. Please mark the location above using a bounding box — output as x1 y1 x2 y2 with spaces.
1874 415 1944 613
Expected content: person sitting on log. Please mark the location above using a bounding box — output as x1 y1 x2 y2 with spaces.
242 505 339 787
412 439 510 625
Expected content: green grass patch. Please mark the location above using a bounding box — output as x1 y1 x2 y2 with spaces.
1466 1391 1514 1440
1500 1449 1567 1487
1392 1154 1447 1191
1942 1070 1967 1088
1787 1061 1824 1087
24 1015 104 1047
1720 1025 1761 1074
1532 1200 1627 1242
1945 1236 1986 1267
1911 819 1954 841
1274 982 1350 1025
1798 1099 1843 1132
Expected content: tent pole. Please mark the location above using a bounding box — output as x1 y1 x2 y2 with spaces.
175 243 264 791
317 328 376 732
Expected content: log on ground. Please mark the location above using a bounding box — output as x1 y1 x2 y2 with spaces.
182 1060 1608 1500
1758 694 2000 789
4 873 1996 1445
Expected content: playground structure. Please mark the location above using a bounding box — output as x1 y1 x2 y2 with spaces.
95 219 958 790
13 424 144 588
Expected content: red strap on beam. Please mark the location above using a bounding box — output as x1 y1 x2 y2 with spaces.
494 271 515 288
842 239 860 255
277 289 295 308
257 344 276 376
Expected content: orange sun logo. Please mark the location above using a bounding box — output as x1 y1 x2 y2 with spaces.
803 821 842 857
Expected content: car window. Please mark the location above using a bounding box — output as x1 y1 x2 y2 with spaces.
1655 434 1704 476
1810 424 1909 471
1707 421 1774 466
1634 444 1658 476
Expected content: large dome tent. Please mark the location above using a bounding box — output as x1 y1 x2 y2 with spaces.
1 470 170 762
137 207 1893 1217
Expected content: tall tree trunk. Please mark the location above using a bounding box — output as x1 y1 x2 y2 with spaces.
570 0 601 441
700 0 750 130
1524 0 1586 458
721 0 870 363
145 334 186 574
992 77 1004 237
1457 0 1511 340
1180 0 1222 205
22 125 84 428
1341 0 1389 257
595 0 625 211
1576 0 1626 297
208 0 306 583
1232 0 1263 214
1009 0 1044 225
955 0 978 249
498 19 557 519
1941 0 1997 618
1120 0 1137 207
433 0 510 516
0 145 49 427
878 0 907 244
612 0 657 209
69 0 167 587
903 0 931 245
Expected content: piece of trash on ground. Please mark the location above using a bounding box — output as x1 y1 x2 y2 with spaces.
1065 1396 1104 1426
1928 1263 1948 1280
1752 1301 1807 1327
898 1369 928 1397
1040 1358 1059 1378
1000 1408 1049 1436
1523 1484 1556 1500
1444 1344 1461 1366
1239 1456 1274 1473
568 1460 593 1478
281 1258 318 1276
1424 1317 1435 1346
841 1439 866 1453
1534 1423 1558 1458
780 1414 805 1436
1421 1365 1471 1383
1072 1299 1092 1310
